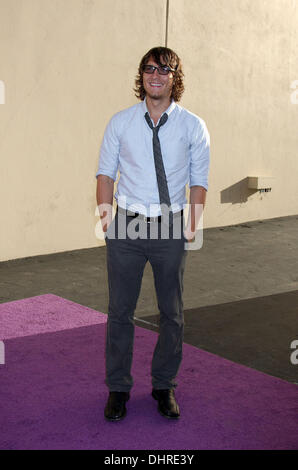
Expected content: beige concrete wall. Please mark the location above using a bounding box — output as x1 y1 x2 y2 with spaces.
0 0 166 261
169 0 298 228
1 0 298 261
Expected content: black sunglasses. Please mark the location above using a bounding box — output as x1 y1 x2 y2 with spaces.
142 64 176 76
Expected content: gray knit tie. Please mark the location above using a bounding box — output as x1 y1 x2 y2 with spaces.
145 112 172 223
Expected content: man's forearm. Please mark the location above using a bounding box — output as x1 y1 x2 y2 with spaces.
96 175 114 232
184 185 207 240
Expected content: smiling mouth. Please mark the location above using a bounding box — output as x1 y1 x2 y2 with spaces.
149 83 163 87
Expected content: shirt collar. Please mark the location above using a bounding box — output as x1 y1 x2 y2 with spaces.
142 97 176 124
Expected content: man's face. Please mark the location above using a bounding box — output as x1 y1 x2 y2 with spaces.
142 56 174 102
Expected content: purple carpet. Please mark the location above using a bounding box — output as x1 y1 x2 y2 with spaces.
0 294 107 340
0 295 297 450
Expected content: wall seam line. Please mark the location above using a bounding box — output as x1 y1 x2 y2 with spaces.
165 0 169 47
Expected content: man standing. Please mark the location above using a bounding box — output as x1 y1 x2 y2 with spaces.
96 47 210 421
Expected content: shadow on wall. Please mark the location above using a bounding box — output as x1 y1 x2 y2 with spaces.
220 177 257 204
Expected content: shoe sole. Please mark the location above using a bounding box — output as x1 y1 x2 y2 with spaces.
157 406 180 419
104 407 127 422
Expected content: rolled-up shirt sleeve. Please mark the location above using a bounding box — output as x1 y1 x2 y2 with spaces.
189 118 210 190
95 114 120 181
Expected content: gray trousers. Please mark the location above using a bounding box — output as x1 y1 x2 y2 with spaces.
105 210 188 392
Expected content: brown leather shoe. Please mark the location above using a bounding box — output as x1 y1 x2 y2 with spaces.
104 391 130 422
152 389 180 419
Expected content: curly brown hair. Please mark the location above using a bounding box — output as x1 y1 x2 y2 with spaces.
134 47 185 102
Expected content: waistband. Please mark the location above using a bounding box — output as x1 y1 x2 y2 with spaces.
116 206 184 223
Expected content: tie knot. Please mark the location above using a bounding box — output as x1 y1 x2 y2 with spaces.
145 112 168 132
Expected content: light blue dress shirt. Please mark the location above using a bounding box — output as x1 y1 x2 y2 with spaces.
96 98 210 217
